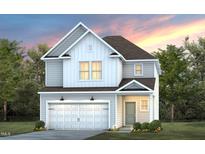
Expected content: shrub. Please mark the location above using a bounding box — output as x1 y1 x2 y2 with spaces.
133 122 141 130
35 120 45 129
141 122 150 130
149 120 161 132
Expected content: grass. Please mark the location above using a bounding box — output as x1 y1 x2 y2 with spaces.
0 121 35 137
87 121 205 140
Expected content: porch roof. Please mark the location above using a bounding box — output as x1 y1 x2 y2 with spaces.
40 78 155 92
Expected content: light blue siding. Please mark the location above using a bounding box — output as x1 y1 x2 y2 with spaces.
63 33 122 87
123 62 154 78
46 60 63 86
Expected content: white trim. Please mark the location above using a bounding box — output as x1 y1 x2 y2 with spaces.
59 30 89 58
134 63 143 76
45 61 48 86
41 22 86 60
114 95 118 128
58 22 124 60
46 99 111 129
125 59 158 62
38 91 153 94
116 79 153 92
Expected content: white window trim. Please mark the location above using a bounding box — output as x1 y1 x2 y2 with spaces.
79 61 102 81
140 98 149 112
134 63 143 76
91 61 102 81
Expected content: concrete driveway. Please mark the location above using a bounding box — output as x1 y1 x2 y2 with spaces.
0 130 104 140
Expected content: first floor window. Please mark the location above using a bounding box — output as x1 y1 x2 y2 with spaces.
140 100 148 111
80 62 89 80
92 61 102 80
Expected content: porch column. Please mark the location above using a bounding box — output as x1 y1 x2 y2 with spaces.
149 94 154 122
114 94 118 128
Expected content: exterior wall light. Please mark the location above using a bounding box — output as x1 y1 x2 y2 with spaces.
90 96 94 101
60 96 64 101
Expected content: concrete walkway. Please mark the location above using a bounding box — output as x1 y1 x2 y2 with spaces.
0 130 104 140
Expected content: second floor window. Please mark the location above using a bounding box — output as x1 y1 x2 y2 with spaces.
79 61 102 80
92 61 102 80
80 62 89 80
134 63 143 76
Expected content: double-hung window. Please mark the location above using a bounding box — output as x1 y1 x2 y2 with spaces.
79 61 102 80
92 61 102 80
134 63 143 76
80 62 89 80
140 99 149 111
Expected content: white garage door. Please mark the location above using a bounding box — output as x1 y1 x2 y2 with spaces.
48 103 109 130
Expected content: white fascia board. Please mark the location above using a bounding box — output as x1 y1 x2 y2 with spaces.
41 22 86 60
59 30 89 58
116 80 153 92
38 91 153 94
124 59 158 62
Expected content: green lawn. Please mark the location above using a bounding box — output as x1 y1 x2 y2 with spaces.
87 122 205 140
0 122 35 137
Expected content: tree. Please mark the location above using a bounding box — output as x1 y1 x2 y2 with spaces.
27 44 49 88
154 45 190 121
0 39 23 120
185 37 205 81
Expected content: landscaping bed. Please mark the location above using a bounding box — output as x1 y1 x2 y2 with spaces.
87 121 205 140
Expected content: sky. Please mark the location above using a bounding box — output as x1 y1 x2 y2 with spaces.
1 14 205 53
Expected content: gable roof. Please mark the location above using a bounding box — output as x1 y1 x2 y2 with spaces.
103 36 156 60
41 23 88 59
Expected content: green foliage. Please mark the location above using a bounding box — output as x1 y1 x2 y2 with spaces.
0 41 48 121
35 120 45 129
141 122 150 130
149 120 161 131
133 122 141 130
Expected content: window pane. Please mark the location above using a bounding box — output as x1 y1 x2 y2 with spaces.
141 100 148 111
92 61 101 71
80 62 89 71
92 61 102 80
80 72 89 80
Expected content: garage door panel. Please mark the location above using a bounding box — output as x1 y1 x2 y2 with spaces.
48 103 108 130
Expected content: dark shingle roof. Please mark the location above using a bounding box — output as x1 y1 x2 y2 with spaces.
39 78 155 92
103 36 156 60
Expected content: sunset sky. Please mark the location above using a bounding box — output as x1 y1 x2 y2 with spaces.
1 14 205 53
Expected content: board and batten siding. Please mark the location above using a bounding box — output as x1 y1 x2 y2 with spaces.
40 93 116 128
123 62 154 78
63 32 122 87
46 60 63 86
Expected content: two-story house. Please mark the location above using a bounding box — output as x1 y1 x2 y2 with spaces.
38 22 161 130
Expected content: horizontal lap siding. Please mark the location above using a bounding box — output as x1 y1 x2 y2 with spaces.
46 60 63 86
40 93 116 128
122 96 150 124
123 62 154 78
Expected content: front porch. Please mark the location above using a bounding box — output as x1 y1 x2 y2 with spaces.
115 94 156 128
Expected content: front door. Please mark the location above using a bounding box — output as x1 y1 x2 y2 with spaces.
125 102 136 125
